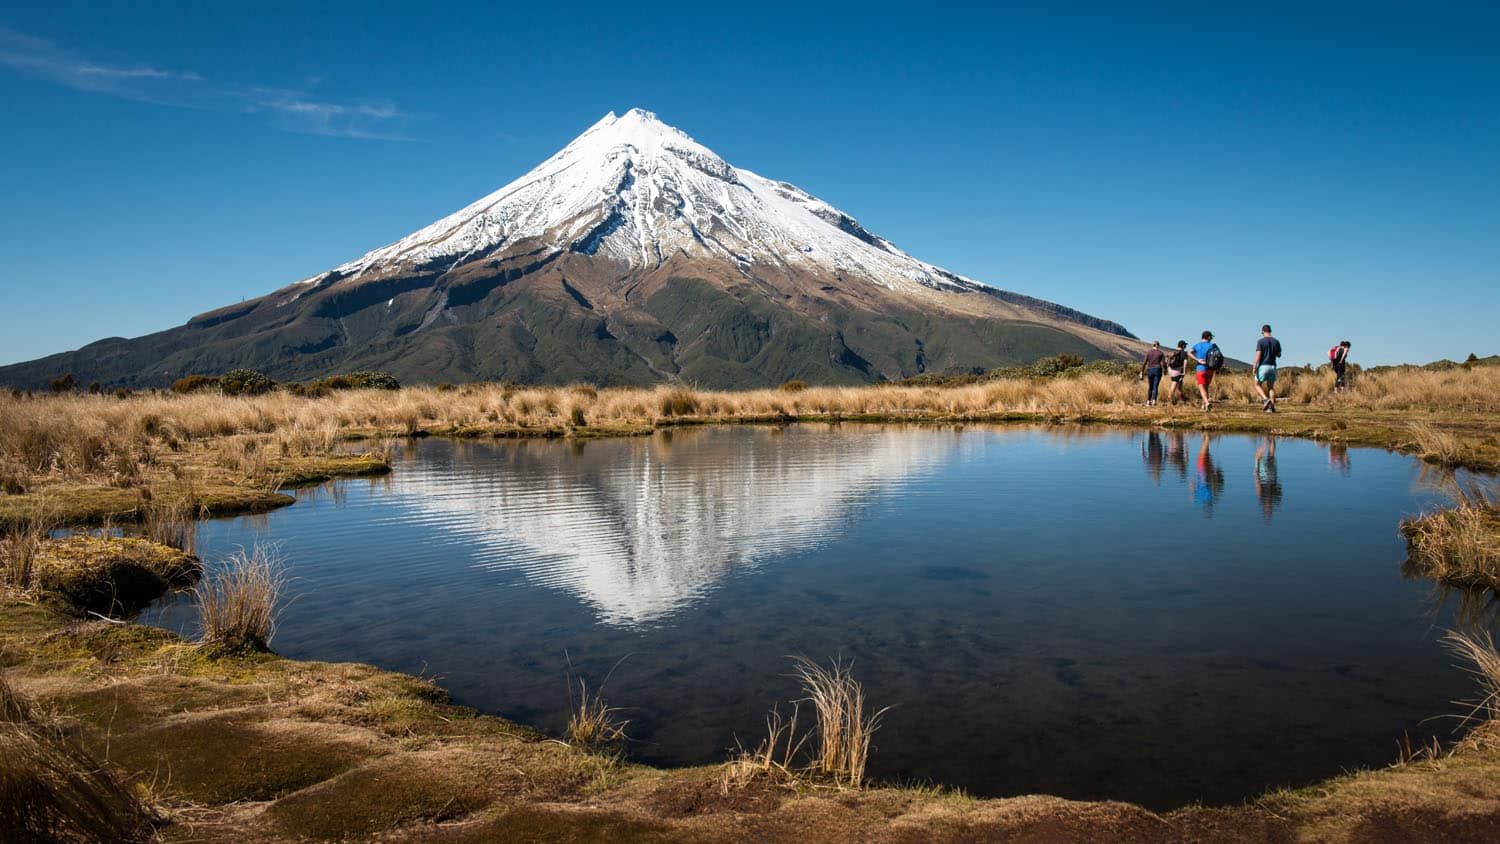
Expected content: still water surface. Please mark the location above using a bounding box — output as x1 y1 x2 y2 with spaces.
145 425 1482 809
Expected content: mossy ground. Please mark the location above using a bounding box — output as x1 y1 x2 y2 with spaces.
0 455 388 530
32 536 199 614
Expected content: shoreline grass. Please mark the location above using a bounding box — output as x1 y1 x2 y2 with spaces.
2 365 1497 532
194 544 284 654
4 533 1500 840
1402 481 1500 593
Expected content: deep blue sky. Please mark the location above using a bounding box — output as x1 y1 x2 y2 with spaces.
2 2 1496 367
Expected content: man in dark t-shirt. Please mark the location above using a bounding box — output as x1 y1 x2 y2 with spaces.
1252 324 1282 413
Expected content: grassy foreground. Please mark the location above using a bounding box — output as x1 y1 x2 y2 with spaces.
4 364 1500 839
4 559 1500 843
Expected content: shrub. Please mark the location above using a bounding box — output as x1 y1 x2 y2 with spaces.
569 406 587 427
48 374 77 394
344 371 400 390
779 380 808 393
170 374 221 394
218 369 276 396
295 371 401 395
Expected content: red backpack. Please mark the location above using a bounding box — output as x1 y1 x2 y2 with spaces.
1328 345 1341 362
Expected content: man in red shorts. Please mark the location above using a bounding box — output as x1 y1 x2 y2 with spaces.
1188 330 1218 411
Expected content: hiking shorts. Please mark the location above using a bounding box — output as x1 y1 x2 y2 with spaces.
1196 370 1214 387
1168 369 1184 382
1256 364 1277 384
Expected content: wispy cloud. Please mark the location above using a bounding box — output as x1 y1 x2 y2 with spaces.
0 27 417 140
0 27 201 98
241 86 420 140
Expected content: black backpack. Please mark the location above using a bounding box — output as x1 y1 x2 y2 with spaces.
1206 344 1225 371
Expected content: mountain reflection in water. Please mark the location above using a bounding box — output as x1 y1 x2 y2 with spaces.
386 426 960 627
143 424 1476 809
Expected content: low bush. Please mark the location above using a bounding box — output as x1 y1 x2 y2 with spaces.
171 374 221 394
218 369 276 397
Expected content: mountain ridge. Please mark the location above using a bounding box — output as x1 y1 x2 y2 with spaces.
0 108 1140 389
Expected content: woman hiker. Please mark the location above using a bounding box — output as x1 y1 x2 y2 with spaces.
1139 341 1166 406
1164 341 1189 405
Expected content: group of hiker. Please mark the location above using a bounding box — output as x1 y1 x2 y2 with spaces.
1138 326 1353 412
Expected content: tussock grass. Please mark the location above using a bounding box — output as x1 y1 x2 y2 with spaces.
722 657 890 790
0 506 52 594
0 676 156 842
195 545 285 654
1403 482 1500 590
564 678 628 750
1443 628 1500 726
720 703 811 792
141 495 197 556
792 656 890 787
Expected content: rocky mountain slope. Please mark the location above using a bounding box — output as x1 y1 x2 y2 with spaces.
1 109 1139 389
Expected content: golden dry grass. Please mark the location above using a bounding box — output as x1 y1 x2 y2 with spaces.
1403 483 1500 590
2 364 1498 499
0 506 51 593
194 545 284 654
791 656 891 788
564 678 629 750
1443 628 1500 725
0 676 156 842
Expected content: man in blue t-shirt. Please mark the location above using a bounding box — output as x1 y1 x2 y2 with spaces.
1252 324 1283 413
1187 330 1217 411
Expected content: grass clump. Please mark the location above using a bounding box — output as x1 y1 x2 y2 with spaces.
1443 628 1500 725
720 703 810 792
141 496 198 556
792 656 890 787
0 506 52 594
1402 482 1500 591
722 657 890 790
657 386 698 417
195 544 285 654
0 677 157 842
565 677 628 750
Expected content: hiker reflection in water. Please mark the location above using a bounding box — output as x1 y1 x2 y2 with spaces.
1328 443 1351 475
1165 431 1189 480
1254 436 1283 522
1142 431 1166 484
1193 434 1224 516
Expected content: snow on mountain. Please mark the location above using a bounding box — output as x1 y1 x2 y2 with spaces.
328 108 978 295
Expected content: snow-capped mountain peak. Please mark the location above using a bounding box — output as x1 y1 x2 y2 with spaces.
331 109 978 295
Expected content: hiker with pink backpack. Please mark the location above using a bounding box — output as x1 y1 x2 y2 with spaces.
1330 341 1352 392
